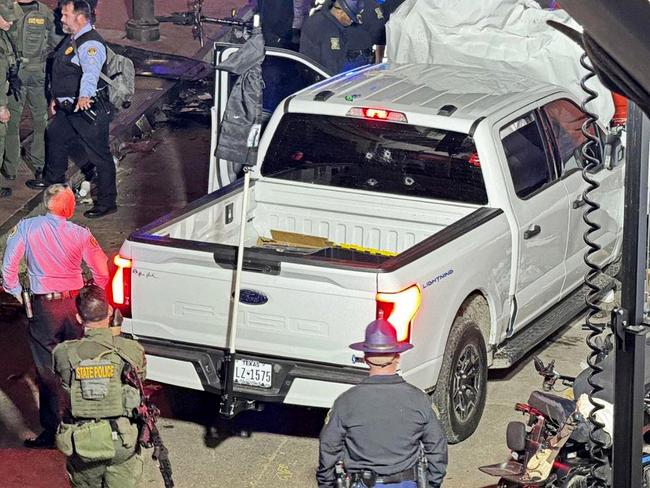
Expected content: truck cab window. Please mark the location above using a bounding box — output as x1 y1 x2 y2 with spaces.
542 98 603 174
262 113 488 204
501 114 553 199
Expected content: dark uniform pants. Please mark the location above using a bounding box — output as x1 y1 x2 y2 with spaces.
4 65 48 174
45 106 116 208
29 297 82 435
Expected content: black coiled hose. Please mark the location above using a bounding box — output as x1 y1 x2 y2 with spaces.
578 52 610 487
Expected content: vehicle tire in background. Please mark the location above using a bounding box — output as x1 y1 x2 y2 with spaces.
431 317 487 444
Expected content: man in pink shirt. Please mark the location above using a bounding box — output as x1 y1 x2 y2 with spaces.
2 183 108 448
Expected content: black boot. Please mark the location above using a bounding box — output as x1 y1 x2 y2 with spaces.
26 169 49 190
84 204 118 219
23 431 55 449
0 166 15 180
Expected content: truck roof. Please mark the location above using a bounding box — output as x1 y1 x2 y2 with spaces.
294 63 563 130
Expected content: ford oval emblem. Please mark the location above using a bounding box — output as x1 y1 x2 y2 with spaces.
239 289 268 305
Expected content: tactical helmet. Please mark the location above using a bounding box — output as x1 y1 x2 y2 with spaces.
349 319 413 354
0 1 17 23
336 0 364 24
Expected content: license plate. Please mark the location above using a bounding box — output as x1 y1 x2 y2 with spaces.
234 359 272 388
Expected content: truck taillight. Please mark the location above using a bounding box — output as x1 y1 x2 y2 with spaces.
110 255 132 318
376 285 421 342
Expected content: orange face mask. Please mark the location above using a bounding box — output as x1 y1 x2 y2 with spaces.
49 188 76 219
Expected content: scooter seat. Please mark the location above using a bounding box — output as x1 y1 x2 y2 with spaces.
528 390 575 425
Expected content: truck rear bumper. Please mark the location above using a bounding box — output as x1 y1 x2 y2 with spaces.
135 335 367 407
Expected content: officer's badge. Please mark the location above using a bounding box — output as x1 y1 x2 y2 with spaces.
87 47 97 57
7 226 16 238
27 17 45 25
330 37 341 50
375 7 384 19
64 46 74 56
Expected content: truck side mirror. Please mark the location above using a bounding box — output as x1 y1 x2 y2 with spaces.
604 131 624 170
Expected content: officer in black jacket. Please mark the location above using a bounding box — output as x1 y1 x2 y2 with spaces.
317 319 448 488
31 0 116 219
300 0 371 74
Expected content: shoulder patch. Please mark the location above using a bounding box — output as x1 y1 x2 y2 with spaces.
330 37 340 50
86 47 97 57
7 226 17 238
64 46 74 56
324 408 332 425
89 235 99 247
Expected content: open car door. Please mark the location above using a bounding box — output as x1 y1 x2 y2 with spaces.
209 44 331 192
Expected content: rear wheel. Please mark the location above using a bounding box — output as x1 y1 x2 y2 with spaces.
432 317 488 443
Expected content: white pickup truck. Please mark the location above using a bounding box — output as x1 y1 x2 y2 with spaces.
114 46 625 442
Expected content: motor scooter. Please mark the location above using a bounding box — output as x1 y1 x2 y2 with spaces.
479 340 650 487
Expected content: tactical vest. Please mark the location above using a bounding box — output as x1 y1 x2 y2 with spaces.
13 1 52 65
67 345 141 420
51 28 107 99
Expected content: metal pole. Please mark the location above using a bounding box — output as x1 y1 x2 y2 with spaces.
612 102 649 488
126 0 160 42
227 167 251 354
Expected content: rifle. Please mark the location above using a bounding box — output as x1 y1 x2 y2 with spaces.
122 361 174 488
3 32 22 101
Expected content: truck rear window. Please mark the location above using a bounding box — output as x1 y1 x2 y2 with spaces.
261 113 488 204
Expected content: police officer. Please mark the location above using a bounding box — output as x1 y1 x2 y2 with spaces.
52 285 145 488
2 183 109 449
0 3 18 198
348 0 386 65
317 319 448 488
300 0 369 74
29 0 117 219
2 0 60 184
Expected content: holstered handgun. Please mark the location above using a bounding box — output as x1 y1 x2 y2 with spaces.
335 461 351 488
416 449 428 488
21 289 33 319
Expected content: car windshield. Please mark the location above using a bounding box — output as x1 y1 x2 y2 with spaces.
261 113 488 204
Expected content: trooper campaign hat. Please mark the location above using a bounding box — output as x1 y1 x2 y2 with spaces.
349 319 413 354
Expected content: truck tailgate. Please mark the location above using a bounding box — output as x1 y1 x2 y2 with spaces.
123 241 377 366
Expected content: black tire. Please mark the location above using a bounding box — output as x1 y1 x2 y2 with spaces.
432 317 488 444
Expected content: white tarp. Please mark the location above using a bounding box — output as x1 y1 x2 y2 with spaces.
386 0 614 123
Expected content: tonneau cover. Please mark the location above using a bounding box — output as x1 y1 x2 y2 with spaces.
386 0 614 122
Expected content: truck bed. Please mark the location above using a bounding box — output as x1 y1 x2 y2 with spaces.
150 178 478 256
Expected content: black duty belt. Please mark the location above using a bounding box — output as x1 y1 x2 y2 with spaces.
55 99 76 114
346 48 373 61
350 465 417 485
33 290 80 301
